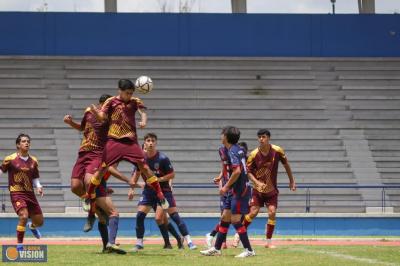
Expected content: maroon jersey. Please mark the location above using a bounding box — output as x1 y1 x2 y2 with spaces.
101 96 146 141
247 144 287 196
79 107 108 152
1 153 39 193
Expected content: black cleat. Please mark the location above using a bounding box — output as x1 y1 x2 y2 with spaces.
177 236 184 249
106 243 127 254
163 243 173 249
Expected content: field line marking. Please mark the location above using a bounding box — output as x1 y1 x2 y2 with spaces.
290 247 399 266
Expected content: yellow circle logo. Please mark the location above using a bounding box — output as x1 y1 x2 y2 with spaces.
6 247 19 261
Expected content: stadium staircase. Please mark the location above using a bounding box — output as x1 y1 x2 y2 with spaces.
0 57 399 213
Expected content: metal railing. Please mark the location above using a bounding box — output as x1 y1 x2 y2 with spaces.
1 184 400 213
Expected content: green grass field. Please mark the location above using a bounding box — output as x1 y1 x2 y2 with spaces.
6 244 400 266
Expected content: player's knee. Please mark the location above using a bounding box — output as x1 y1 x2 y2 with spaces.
136 211 147 225
70 181 82 194
19 214 28 223
109 209 119 217
250 208 259 218
34 219 44 227
155 217 163 225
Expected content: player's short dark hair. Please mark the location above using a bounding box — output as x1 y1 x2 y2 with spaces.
221 126 240 144
257 128 271 137
144 132 158 141
16 133 31 145
118 79 134 91
99 94 112 104
238 141 248 154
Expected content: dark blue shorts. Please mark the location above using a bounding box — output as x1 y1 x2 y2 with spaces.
231 195 250 215
138 189 176 210
220 193 232 212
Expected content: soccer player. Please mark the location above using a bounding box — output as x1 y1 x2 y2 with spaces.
0 134 44 251
200 126 255 258
243 129 296 248
206 141 248 249
129 133 196 250
86 79 167 213
64 94 111 210
64 94 135 254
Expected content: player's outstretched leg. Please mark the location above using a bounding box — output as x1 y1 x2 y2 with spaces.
265 218 276 249
167 223 184 249
170 212 196 250
133 211 147 252
138 163 168 210
205 222 219 248
232 222 255 258
233 214 253 248
200 221 229 256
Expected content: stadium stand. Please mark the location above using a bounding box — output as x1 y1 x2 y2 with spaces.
0 57 399 213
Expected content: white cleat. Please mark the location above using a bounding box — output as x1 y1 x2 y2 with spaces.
81 198 90 212
200 247 221 256
205 233 214 248
235 248 256 258
232 233 240 248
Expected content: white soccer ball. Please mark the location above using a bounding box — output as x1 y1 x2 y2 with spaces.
135 76 153 94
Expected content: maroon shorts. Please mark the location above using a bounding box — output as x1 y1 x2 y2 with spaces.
250 190 278 208
71 150 103 180
102 138 145 167
10 192 42 217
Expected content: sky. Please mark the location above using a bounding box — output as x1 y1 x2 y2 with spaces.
0 0 398 14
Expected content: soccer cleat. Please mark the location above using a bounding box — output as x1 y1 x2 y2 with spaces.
163 243 173 249
27 222 41 239
200 247 221 256
177 236 184 249
188 242 197 250
232 233 240 248
131 244 144 252
81 198 90 212
102 247 111 254
265 243 277 249
106 243 127 254
159 198 169 210
16 244 24 251
265 239 276 249
235 249 256 258
83 215 96 233
205 233 214 248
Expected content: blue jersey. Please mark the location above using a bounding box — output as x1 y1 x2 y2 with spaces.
226 144 249 198
139 151 174 192
218 146 230 187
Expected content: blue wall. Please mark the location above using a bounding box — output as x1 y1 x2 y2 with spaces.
1 217 400 237
0 12 399 57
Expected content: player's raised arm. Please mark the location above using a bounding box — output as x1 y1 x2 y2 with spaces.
63 115 82 131
138 108 147 129
108 165 141 188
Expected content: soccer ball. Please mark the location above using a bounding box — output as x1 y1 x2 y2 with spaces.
135 76 153 94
